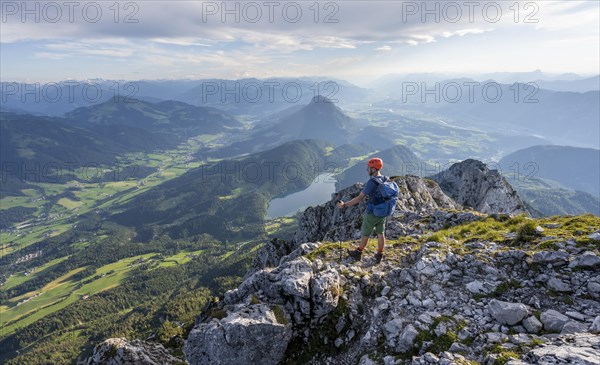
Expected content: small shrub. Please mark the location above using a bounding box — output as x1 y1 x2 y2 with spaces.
513 221 540 245
209 308 227 320
272 305 288 325
250 294 260 305
494 352 519 365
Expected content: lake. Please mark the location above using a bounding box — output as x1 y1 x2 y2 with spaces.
266 173 337 218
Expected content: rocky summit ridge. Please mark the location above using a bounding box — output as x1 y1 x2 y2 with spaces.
83 160 600 365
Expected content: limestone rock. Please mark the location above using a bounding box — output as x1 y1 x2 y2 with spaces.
525 333 600 364
569 252 600 269
487 299 529 326
310 268 340 318
532 251 569 266
522 316 543 334
397 324 419 352
184 304 292 365
540 310 570 333
430 159 527 215
547 277 572 292
85 338 182 365
561 321 589 334
589 316 600 334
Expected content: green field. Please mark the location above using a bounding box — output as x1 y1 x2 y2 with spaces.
1 143 212 257
2 257 69 291
0 142 221 339
0 248 214 336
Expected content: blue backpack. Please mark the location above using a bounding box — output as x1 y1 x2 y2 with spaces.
369 176 399 217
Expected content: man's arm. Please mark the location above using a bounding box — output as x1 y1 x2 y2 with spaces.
338 192 366 208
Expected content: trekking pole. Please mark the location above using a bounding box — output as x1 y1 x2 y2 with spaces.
334 198 342 263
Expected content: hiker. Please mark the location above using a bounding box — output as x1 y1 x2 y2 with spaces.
337 158 389 264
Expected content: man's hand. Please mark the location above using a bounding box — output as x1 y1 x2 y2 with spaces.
337 201 345 209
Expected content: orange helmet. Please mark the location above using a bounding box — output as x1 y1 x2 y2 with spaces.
367 158 383 170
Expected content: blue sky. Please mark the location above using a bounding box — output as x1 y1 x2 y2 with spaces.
1 1 598 84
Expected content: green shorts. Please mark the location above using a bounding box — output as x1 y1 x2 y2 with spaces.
361 213 386 236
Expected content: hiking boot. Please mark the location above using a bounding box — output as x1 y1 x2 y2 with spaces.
348 248 362 261
374 252 383 264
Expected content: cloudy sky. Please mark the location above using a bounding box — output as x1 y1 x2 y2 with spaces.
1 1 598 84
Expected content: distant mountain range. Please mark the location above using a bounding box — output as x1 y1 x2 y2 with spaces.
0 78 370 118
65 98 241 136
499 145 600 197
0 98 242 195
370 71 599 92
374 81 599 148
0 112 165 194
509 178 600 217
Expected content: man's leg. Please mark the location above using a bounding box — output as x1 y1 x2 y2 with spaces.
377 233 385 252
358 235 369 250
374 217 386 264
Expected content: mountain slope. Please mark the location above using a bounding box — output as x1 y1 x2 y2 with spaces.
269 95 355 145
65 98 241 136
0 112 165 194
505 177 600 217
499 145 600 197
111 140 334 241
209 96 357 158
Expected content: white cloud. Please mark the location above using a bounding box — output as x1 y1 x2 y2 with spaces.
2 1 598 80
442 29 489 38
150 39 211 47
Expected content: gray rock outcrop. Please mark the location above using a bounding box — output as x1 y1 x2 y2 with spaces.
184 304 292 365
84 338 182 365
431 159 527 215
525 333 600 364
294 176 473 244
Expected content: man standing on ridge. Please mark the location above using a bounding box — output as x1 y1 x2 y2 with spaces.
337 158 387 264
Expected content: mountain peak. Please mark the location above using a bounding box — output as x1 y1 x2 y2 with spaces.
432 159 527 214
310 95 335 104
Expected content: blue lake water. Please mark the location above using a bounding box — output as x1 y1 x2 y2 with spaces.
266 173 337 218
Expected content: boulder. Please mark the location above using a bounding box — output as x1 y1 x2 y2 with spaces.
569 252 600 269
487 299 529 326
532 251 569 266
85 338 182 365
522 316 543 334
397 324 419 352
540 309 570 333
561 321 589 334
184 304 292 365
310 268 340 318
547 277 572 292
589 316 600 334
